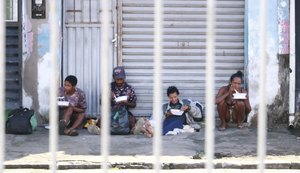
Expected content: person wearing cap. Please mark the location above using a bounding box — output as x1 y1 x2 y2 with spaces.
58 75 87 136
110 66 137 135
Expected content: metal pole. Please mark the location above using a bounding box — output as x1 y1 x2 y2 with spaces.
49 0 59 171
0 0 6 172
258 0 267 172
205 0 216 172
100 0 111 172
153 0 163 172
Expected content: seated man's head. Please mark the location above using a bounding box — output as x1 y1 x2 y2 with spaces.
113 66 126 87
64 75 77 94
167 86 180 104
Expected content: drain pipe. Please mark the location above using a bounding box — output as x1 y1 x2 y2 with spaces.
289 0 296 129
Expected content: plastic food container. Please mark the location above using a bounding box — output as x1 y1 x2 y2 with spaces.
115 96 128 102
170 109 184 116
57 101 70 106
233 93 247 99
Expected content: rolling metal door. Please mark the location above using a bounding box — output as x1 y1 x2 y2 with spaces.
6 23 22 109
120 0 245 116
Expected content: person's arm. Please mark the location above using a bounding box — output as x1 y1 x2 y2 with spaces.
73 91 87 113
122 101 136 108
215 85 232 104
124 86 137 108
244 89 252 113
73 107 85 113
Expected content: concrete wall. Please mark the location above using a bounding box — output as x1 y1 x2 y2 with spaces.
247 0 290 127
22 0 62 124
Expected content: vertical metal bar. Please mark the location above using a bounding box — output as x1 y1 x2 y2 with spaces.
258 0 267 172
49 0 59 171
289 0 296 127
100 0 110 172
244 0 249 89
153 0 163 172
0 0 6 172
205 0 216 172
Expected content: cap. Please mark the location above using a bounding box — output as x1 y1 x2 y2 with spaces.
113 66 126 79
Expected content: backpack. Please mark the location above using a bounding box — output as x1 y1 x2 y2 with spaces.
6 107 36 134
191 101 205 122
111 106 130 135
187 99 205 122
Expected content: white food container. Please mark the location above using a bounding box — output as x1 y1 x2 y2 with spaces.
115 96 128 102
57 101 70 106
233 93 247 99
170 109 184 116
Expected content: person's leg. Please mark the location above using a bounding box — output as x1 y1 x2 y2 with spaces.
61 106 74 125
232 101 246 128
69 113 85 130
217 100 230 130
163 115 185 135
59 106 74 135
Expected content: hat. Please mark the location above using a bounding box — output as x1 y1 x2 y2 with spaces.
113 66 126 79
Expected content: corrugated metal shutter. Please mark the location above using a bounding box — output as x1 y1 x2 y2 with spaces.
63 0 114 117
6 23 22 109
120 0 245 116
63 0 101 117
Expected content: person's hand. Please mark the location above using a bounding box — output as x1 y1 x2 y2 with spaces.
118 100 128 106
165 110 172 117
228 84 235 94
181 105 190 112
111 92 116 101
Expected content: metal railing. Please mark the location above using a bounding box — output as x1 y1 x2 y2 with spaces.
0 0 268 172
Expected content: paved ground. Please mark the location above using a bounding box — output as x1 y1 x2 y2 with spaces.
3 122 300 172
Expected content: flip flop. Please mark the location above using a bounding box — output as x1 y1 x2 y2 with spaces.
237 124 244 129
64 129 79 136
218 127 226 131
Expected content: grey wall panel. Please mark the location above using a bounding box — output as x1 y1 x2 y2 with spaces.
120 0 245 116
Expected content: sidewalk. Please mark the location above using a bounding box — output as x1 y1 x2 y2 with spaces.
4 123 300 170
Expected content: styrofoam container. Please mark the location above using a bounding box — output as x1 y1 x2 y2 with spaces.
170 109 184 116
115 96 128 102
233 93 247 99
57 101 70 106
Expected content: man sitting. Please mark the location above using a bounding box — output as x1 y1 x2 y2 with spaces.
58 75 87 136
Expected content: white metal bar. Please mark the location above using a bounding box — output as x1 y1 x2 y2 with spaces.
257 0 267 172
49 0 59 171
205 0 216 172
100 0 111 172
153 0 163 172
0 0 5 172
289 0 296 126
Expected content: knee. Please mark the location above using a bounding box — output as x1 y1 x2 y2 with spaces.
235 101 245 109
217 100 226 109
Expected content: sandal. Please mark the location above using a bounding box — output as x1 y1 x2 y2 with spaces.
218 127 226 131
64 129 79 136
237 124 244 129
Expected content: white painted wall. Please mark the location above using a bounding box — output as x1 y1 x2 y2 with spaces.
247 0 280 122
22 0 62 124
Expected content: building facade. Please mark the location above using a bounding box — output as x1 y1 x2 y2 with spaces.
6 0 297 127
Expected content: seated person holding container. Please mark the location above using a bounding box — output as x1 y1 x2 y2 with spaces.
110 66 137 135
162 86 201 135
215 71 251 131
58 75 87 136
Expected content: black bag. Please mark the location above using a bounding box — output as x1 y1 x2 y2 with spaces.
6 107 35 134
